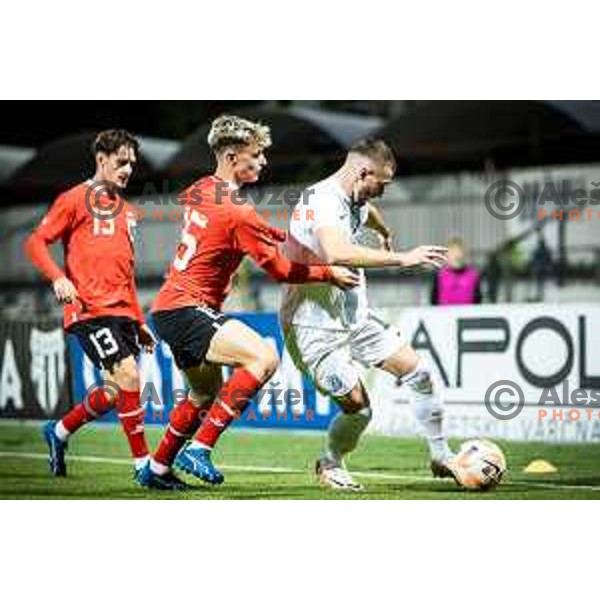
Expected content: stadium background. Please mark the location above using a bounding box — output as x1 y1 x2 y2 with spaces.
1 100 599 452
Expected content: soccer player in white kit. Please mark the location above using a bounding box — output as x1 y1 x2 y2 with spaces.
280 138 453 491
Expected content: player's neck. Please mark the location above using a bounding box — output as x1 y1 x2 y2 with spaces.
90 171 118 187
214 167 241 189
331 168 359 203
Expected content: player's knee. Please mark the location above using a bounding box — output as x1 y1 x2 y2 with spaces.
340 392 370 414
110 358 139 391
249 345 279 383
262 348 279 380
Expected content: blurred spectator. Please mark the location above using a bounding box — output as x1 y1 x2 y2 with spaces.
529 229 554 302
431 237 482 305
484 252 501 303
509 239 527 273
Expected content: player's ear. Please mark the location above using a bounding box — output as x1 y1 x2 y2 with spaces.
96 151 108 168
224 149 237 165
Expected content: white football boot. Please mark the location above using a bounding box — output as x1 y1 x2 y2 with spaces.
315 457 364 492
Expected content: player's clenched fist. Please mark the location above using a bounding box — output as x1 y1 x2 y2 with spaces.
329 266 361 290
52 276 79 304
398 245 448 269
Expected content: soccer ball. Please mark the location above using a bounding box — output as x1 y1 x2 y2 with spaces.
452 439 507 491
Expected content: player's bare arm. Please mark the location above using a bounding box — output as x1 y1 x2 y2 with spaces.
365 201 393 250
236 207 360 290
256 249 360 289
316 225 448 269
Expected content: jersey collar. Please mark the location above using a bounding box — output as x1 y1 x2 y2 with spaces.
329 177 353 207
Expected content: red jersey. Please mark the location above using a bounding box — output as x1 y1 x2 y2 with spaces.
25 181 145 329
152 176 332 312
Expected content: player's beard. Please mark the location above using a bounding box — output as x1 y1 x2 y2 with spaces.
351 181 369 206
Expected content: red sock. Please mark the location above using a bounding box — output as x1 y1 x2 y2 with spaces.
193 368 262 449
61 387 113 434
153 397 203 467
117 389 149 460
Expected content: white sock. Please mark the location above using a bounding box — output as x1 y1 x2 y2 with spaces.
134 455 149 470
54 421 70 442
150 458 170 475
188 440 212 452
325 407 372 465
402 363 451 462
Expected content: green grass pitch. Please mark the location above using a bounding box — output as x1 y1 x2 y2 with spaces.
1 422 600 499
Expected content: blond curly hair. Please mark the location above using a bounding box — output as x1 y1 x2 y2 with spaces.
207 115 272 154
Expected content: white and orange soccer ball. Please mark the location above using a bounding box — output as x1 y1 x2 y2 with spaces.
451 439 507 491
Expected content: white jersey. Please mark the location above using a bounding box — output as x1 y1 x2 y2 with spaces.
280 178 370 331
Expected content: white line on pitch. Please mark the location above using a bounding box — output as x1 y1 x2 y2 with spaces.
1 451 600 493
0 451 302 473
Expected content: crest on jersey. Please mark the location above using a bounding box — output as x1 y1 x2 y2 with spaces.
324 373 345 395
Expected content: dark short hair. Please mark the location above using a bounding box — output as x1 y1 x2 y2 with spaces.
349 137 396 171
93 129 139 156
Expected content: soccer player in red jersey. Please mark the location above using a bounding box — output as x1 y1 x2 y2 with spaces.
25 130 156 479
138 115 358 490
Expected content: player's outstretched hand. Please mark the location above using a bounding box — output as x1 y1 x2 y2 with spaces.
330 266 361 289
138 324 157 353
52 276 79 304
399 246 448 269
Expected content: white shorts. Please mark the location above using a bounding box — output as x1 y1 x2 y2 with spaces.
282 311 405 398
